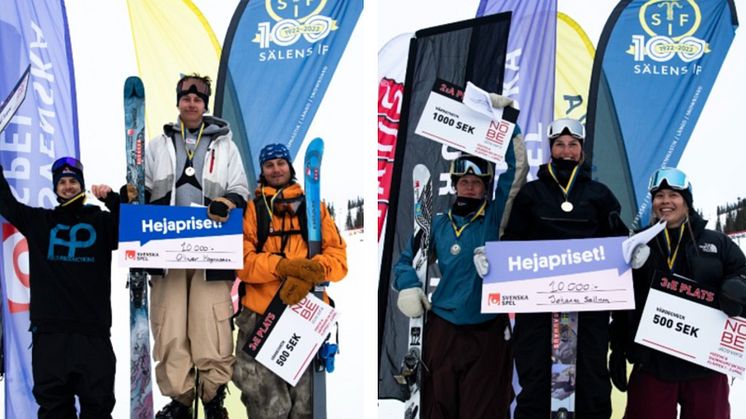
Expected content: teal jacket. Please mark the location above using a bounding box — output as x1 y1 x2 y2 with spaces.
394 130 527 325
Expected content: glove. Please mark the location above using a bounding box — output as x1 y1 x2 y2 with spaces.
397 287 431 318
609 349 628 392
207 197 236 223
280 276 312 306
277 258 325 284
119 183 138 203
473 246 489 278
719 276 746 317
630 244 650 269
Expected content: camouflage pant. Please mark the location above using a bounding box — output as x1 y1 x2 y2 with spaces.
233 309 312 419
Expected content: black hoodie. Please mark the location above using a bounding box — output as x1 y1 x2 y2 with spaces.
0 168 119 336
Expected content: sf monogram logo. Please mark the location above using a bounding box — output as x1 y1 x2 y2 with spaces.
254 0 336 49
47 223 96 263
629 0 709 63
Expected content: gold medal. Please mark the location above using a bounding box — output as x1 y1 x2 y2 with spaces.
561 201 573 212
450 243 461 255
185 166 196 177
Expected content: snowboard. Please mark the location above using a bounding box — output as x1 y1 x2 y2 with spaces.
393 164 433 419
550 311 578 419
304 137 328 418
124 76 153 419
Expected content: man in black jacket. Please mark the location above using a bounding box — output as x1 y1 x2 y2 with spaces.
502 118 628 419
0 157 120 419
609 167 746 419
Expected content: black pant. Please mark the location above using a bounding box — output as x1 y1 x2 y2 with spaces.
513 311 612 419
421 313 513 419
32 332 116 419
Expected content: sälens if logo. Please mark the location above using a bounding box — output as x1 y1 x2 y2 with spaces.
629 0 709 63
254 0 337 54
47 223 96 263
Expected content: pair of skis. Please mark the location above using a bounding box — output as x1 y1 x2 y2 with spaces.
304 137 332 418
551 312 578 419
395 164 433 419
123 76 153 418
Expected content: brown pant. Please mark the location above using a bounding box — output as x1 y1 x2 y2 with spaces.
624 369 730 419
421 313 513 419
150 269 235 404
232 310 313 419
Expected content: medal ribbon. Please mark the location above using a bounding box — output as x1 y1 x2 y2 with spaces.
663 222 686 270
547 162 580 204
447 200 487 238
180 121 205 163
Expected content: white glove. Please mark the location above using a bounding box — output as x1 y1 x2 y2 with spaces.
473 246 489 278
630 244 650 269
397 287 431 318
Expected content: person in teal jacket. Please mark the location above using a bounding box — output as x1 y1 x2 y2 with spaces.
394 127 527 418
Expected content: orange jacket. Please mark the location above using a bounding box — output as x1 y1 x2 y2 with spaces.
237 182 347 314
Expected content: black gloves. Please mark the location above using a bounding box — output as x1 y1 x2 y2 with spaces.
720 275 746 317
609 349 628 392
208 199 229 218
207 197 236 222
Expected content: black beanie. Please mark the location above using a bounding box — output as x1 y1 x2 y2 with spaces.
52 163 85 192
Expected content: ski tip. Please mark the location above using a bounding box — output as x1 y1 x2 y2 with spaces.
124 76 145 98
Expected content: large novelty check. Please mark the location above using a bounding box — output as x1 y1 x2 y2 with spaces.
244 293 338 386
118 204 242 269
635 274 746 379
414 79 518 165
481 236 635 313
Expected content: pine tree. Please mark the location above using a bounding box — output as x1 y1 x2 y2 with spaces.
354 208 363 228
345 211 353 230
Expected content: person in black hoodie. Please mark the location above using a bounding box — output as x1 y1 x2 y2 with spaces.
609 167 746 419
0 157 120 419
502 118 628 419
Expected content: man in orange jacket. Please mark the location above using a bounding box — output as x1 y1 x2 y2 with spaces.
233 143 347 419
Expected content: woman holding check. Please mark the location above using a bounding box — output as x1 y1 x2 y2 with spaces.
501 118 629 419
609 167 746 419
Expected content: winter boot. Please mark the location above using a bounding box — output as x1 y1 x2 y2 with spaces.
203 384 229 419
155 399 193 419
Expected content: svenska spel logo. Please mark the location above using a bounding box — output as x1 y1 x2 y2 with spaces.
628 0 709 73
488 292 501 306
125 250 136 260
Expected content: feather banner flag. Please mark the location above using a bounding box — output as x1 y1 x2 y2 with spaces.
0 2 80 416
586 0 738 228
215 0 363 186
126 0 222 140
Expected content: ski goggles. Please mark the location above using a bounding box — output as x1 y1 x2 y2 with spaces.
176 78 211 106
547 118 585 140
450 156 493 178
648 167 691 193
52 157 84 173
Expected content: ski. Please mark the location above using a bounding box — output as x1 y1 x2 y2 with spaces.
124 76 153 419
550 311 578 419
304 137 328 418
393 164 433 419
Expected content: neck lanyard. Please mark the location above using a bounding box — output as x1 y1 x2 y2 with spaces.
180 121 205 162
547 162 580 201
447 200 486 238
261 186 288 220
663 223 686 270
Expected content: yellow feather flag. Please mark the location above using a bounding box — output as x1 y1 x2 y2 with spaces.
555 12 595 122
126 0 221 138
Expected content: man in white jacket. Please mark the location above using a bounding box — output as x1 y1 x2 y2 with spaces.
142 74 249 419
